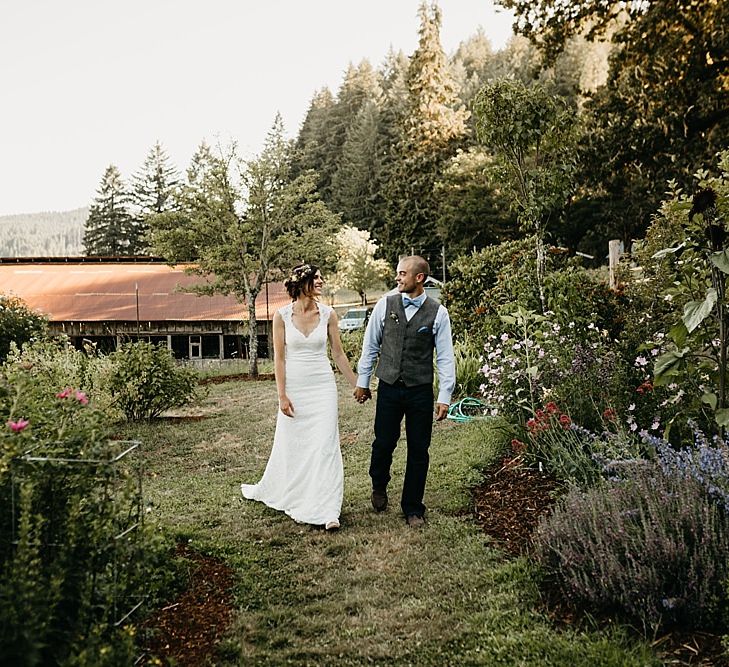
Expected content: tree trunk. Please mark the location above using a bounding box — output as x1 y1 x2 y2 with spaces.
247 294 259 378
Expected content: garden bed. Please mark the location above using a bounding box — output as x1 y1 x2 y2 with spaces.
471 457 729 667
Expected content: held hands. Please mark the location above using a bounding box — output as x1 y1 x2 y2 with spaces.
434 403 449 422
353 387 371 404
279 395 295 418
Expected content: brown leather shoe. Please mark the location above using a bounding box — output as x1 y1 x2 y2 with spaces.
406 514 425 528
371 488 388 512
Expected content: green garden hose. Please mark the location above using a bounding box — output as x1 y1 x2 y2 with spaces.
446 397 490 423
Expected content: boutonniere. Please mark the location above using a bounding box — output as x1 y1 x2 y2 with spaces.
389 312 400 324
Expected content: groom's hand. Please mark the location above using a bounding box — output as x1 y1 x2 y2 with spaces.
354 387 371 404
434 403 449 421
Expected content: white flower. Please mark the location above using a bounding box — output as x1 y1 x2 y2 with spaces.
628 403 635 411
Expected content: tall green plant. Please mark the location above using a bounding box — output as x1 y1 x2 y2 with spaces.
649 152 729 431
472 79 579 312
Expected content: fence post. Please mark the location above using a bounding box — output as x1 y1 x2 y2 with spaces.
609 239 621 290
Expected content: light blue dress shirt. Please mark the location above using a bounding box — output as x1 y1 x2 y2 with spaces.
356 292 456 405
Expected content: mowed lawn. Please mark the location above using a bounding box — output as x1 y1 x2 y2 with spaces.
124 378 657 666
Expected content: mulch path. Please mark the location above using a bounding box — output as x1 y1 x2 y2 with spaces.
139 543 235 666
471 455 729 666
198 372 274 385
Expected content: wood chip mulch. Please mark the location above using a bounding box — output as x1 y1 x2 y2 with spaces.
139 543 235 666
471 455 729 666
198 372 274 385
472 455 558 556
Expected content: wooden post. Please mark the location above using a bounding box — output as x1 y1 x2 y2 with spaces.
608 240 621 290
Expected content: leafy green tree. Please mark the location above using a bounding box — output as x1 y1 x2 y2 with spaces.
330 225 390 305
498 0 729 250
83 165 140 256
149 117 340 376
434 147 517 256
382 1 469 261
0 296 47 362
473 79 579 311
130 141 180 253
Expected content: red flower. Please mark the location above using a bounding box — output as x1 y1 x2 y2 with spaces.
511 438 526 454
602 408 617 422
636 381 654 395
559 414 571 428
545 402 559 414
7 419 29 433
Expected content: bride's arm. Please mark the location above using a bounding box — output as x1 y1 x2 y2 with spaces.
273 311 294 417
327 310 358 388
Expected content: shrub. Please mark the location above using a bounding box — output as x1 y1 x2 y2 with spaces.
452 334 483 399
103 341 198 420
0 295 47 362
533 459 729 633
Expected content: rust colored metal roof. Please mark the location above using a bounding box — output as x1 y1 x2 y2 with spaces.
0 262 290 322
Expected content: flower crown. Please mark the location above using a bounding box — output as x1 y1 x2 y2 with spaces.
286 264 314 286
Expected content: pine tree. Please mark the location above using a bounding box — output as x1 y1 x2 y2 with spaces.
381 2 469 261
330 100 383 233
83 165 137 256
131 141 180 253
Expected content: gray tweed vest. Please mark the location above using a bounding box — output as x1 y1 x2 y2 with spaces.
375 294 439 386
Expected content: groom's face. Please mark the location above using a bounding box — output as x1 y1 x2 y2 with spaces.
395 259 423 295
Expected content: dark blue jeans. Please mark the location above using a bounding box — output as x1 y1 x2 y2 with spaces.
369 380 433 517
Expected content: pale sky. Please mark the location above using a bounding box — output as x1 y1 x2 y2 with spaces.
0 1 515 216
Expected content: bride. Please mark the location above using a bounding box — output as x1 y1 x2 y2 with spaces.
241 263 361 531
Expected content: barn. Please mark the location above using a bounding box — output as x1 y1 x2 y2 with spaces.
0 257 290 360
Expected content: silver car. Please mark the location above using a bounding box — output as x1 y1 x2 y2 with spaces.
338 307 371 332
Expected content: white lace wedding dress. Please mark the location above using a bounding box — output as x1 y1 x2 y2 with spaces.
241 302 343 525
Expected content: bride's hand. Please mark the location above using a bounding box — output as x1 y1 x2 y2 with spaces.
279 395 295 417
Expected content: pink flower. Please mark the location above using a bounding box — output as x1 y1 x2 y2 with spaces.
75 390 89 405
7 419 29 433
56 387 72 399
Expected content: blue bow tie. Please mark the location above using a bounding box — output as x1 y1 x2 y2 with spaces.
403 296 424 308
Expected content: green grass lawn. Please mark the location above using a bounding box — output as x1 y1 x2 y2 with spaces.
124 378 658 666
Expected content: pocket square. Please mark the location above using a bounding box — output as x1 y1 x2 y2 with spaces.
417 326 431 333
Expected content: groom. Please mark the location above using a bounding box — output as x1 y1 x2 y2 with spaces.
354 255 455 527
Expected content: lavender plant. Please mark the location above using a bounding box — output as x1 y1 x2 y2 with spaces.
533 459 729 634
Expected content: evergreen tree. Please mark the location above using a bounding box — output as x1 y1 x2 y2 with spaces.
381 1 469 261
83 165 137 256
293 87 336 188
330 100 383 233
131 141 180 253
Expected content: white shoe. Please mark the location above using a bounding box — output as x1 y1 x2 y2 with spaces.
325 520 340 531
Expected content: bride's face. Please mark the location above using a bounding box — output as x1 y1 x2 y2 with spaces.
305 271 324 297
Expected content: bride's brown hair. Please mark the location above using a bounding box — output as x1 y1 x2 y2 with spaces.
284 263 320 300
